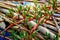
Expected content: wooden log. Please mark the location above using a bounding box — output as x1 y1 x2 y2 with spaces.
0 2 17 10
42 23 57 32
38 26 56 39
0 8 10 13
27 21 56 39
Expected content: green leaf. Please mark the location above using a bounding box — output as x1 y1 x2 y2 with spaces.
8 9 14 17
36 16 38 23
44 4 46 9
36 15 38 19
24 31 28 37
37 4 40 9
36 20 38 23
23 11 26 16
17 5 22 11
11 30 20 39
25 18 28 24
45 14 49 19
48 1 50 5
11 29 17 34
28 13 31 18
26 6 30 11
46 32 50 38
53 34 58 40
49 10 52 15
29 26 32 30
24 8 27 11
19 31 28 38
31 32 36 38
33 0 38 6
19 31 24 38
29 23 33 30
9 8 14 12
39 12 42 18
52 3 55 9
40 19 44 25
19 5 22 11
14 36 18 40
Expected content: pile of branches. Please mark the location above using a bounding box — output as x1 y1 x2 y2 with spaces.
0 0 60 40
